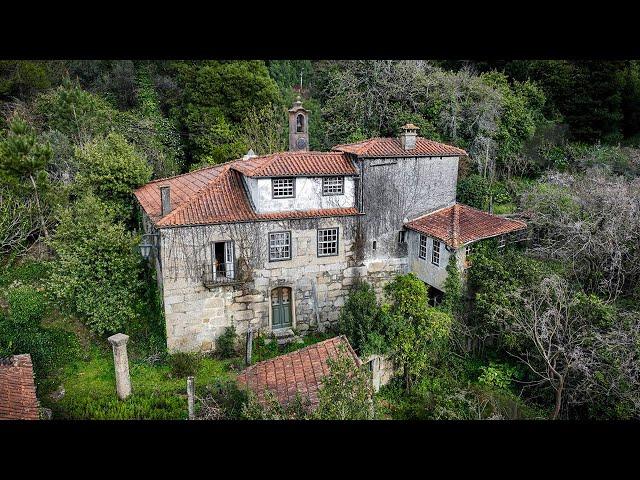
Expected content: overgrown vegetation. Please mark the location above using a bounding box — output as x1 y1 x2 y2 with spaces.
1 59 640 419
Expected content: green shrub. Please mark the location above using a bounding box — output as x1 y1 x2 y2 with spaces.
384 274 453 391
490 181 512 205
0 259 50 287
441 254 463 317
477 362 518 390
7 286 47 324
337 281 393 356
168 352 201 378
47 194 145 336
199 378 249 419
251 334 279 363
0 312 80 380
216 326 238 359
314 352 374 420
457 174 490 209
74 132 152 221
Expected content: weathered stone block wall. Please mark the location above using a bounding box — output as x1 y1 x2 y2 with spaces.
159 216 402 352
359 155 459 261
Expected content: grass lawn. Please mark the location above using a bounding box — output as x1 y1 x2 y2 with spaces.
45 347 240 420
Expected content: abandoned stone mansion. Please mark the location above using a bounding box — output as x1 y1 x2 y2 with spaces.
134 97 526 352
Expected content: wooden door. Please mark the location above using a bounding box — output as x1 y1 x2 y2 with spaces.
271 287 292 329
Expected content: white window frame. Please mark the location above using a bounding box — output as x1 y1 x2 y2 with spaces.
317 228 339 257
269 231 291 262
210 240 235 279
418 234 428 260
322 176 344 196
431 239 441 266
272 177 295 198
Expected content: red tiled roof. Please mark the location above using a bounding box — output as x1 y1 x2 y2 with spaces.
404 203 527 249
237 336 361 409
134 163 228 224
231 151 357 178
0 354 39 420
134 152 360 228
333 137 467 157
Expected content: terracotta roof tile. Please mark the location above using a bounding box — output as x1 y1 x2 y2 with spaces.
333 137 467 157
134 154 360 228
0 354 39 420
231 151 357 178
134 163 228 224
237 336 361 410
405 203 527 249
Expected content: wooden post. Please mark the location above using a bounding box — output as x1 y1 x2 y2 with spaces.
187 376 195 420
245 327 254 366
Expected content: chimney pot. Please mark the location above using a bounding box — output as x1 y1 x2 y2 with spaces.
160 185 171 217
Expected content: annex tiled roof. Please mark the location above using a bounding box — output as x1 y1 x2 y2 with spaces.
0 354 39 420
231 151 357 178
134 163 228 224
237 336 361 409
333 137 467 157
134 158 360 228
404 203 527 249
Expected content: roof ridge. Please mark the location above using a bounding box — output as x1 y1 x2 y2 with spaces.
406 203 457 224
333 136 467 156
451 204 460 247
141 158 245 186
142 150 349 187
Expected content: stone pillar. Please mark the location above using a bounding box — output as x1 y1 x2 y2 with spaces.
187 376 195 420
107 333 131 400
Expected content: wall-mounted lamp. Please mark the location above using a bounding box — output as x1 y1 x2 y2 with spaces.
137 233 159 260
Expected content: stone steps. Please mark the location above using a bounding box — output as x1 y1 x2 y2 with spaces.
271 328 303 346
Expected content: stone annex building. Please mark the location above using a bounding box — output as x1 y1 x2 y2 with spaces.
134 97 527 352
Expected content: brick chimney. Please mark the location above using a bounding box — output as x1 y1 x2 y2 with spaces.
399 124 419 151
160 185 171 217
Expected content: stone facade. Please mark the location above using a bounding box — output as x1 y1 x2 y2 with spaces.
145 152 461 352
157 215 405 352
358 155 459 262
135 107 472 352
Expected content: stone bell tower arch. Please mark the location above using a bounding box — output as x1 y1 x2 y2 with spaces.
288 95 309 152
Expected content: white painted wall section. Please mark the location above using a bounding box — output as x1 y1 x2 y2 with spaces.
252 176 355 213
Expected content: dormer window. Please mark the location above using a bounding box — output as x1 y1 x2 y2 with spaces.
272 178 295 198
296 114 304 133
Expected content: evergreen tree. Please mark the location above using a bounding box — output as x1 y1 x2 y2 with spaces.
0 117 52 238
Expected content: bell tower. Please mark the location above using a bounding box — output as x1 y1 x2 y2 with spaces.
288 95 309 152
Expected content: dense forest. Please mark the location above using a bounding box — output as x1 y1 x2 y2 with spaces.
1 60 639 420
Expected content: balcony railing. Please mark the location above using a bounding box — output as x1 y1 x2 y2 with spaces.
202 263 239 288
